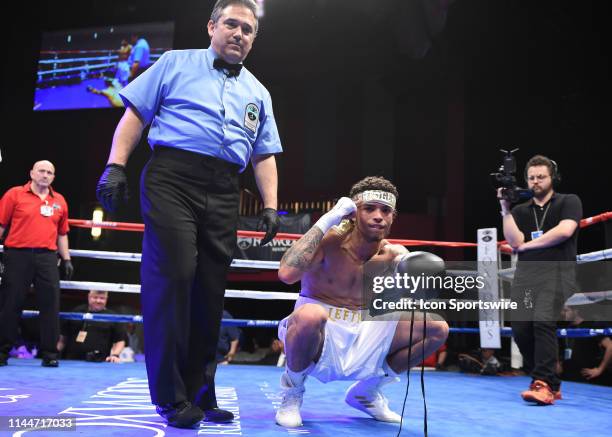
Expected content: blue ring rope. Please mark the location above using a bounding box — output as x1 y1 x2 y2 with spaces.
19 311 612 337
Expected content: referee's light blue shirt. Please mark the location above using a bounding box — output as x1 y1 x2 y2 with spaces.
128 38 150 67
119 47 282 172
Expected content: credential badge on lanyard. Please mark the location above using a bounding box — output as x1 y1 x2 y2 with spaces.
531 203 550 240
40 200 54 217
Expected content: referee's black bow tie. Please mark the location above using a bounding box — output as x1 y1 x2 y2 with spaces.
213 58 243 77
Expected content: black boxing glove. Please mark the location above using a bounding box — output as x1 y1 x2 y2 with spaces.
96 163 129 212
395 251 445 300
395 251 446 277
60 259 74 280
258 208 280 246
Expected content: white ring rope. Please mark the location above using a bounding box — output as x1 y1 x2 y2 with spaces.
1 246 610 265
59 280 299 300
60 281 140 293
565 290 612 305
230 259 280 270
2 246 609 303
0 246 281 270
577 248 612 263
498 248 612 281
68 249 142 262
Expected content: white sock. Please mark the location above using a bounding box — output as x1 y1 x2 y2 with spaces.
286 362 314 387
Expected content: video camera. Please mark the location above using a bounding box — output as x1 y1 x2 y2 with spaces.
490 148 533 203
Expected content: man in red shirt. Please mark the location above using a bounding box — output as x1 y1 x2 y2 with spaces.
0 160 73 367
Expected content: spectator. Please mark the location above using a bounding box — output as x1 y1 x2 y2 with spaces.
257 338 284 366
458 348 501 375
232 337 284 366
217 310 240 364
125 322 143 355
559 305 612 386
58 290 127 363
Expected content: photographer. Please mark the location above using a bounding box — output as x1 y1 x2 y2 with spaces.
498 155 582 405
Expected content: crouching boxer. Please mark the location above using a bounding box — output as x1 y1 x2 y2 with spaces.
275 176 449 427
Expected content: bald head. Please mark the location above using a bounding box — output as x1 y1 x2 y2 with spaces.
33 160 55 173
30 160 56 191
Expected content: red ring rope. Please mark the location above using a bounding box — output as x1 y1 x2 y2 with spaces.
68 210 611 249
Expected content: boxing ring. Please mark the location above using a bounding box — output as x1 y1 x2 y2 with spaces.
33 49 166 110
2 213 612 436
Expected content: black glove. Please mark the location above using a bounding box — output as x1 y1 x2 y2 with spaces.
60 259 74 280
395 251 446 277
257 208 280 246
96 163 129 212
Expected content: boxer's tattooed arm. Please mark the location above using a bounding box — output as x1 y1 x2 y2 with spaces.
281 227 324 271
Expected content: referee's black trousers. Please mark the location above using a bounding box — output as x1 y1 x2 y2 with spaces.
140 146 240 409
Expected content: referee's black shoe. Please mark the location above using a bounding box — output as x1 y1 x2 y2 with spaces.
203 408 235 423
156 401 204 428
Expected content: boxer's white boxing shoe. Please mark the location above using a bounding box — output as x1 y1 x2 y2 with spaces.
345 375 402 423
275 372 305 427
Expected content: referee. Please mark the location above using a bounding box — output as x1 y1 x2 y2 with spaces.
96 0 282 428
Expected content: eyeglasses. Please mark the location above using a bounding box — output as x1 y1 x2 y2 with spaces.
527 175 550 181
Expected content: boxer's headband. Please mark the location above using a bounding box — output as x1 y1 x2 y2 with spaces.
353 190 396 209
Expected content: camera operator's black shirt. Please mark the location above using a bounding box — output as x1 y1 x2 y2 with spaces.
61 305 127 359
511 192 582 262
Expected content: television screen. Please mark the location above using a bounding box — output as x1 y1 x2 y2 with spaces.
34 21 174 111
